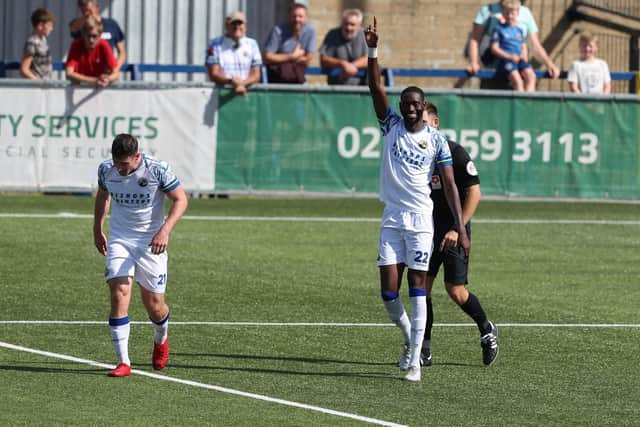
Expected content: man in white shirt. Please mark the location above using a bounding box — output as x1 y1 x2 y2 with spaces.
206 11 263 96
94 133 188 377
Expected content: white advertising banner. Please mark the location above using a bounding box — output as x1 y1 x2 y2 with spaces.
0 84 217 192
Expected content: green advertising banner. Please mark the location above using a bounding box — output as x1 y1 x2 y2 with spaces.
216 89 640 199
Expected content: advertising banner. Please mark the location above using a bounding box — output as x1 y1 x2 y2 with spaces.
216 90 640 199
0 85 217 192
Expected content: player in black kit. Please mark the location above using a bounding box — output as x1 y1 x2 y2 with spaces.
421 102 498 367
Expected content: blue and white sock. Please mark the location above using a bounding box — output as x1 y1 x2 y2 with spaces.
409 288 427 367
151 311 169 344
109 316 131 366
382 291 411 345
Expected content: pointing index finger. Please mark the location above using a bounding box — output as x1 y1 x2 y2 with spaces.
373 16 377 30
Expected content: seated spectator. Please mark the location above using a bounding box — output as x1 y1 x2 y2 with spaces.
69 0 126 68
263 2 316 84
466 0 559 87
490 0 536 91
65 16 120 87
20 8 54 80
205 11 262 96
567 31 611 94
319 8 367 85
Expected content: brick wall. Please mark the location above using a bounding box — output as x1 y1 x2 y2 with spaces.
306 0 633 92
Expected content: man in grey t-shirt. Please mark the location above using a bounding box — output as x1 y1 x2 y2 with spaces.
319 8 367 85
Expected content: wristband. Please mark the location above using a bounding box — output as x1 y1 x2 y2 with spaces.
368 47 378 59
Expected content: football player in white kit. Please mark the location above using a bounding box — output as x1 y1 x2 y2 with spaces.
94 133 188 377
365 17 470 382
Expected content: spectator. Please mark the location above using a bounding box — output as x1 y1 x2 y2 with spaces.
567 31 611 94
465 0 559 85
263 2 316 84
319 8 368 85
205 11 262 96
20 8 54 80
69 0 126 68
490 0 536 92
65 16 120 87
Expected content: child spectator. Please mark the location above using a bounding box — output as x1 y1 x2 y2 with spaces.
65 16 120 87
20 8 54 80
490 0 536 92
567 31 611 94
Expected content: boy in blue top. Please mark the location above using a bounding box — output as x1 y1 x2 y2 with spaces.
490 0 536 92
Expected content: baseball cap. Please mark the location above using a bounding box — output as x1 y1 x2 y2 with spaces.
226 11 246 24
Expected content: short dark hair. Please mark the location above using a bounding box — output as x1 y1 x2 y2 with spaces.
31 8 54 27
400 86 425 101
424 102 438 116
112 134 138 158
78 0 98 6
289 2 308 14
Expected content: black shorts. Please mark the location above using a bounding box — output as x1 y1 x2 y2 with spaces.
428 242 469 285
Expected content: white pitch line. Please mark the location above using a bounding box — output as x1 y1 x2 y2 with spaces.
0 341 407 427
1 320 640 328
0 212 639 225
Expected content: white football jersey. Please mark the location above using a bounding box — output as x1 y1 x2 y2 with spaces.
378 109 452 213
98 154 180 241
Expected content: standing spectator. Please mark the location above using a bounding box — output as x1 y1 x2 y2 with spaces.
567 31 611 94
263 2 316 84
465 0 559 85
20 8 54 80
94 134 188 377
490 0 536 92
319 8 368 85
69 0 126 68
365 16 470 382
205 11 262 96
421 102 498 368
65 16 120 87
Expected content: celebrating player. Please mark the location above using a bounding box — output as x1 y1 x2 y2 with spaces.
365 17 470 382
94 133 188 377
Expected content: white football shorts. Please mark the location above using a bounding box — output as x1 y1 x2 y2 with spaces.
377 207 434 271
105 239 168 293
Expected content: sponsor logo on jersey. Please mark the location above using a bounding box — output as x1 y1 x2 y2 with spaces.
138 178 148 187
418 140 427 149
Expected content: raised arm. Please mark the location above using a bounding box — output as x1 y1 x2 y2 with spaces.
364 16 388 119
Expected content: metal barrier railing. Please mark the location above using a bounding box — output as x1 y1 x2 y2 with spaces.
0 61 636 89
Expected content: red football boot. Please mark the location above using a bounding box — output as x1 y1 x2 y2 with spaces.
152 338 169 370
107 363 131 377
